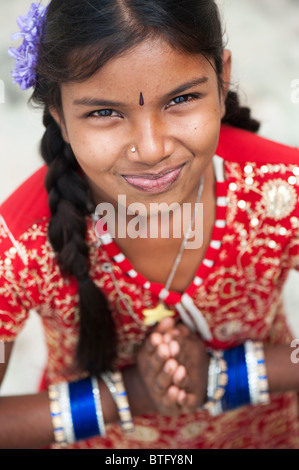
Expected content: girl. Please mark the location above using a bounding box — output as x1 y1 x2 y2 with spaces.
1 0 299 449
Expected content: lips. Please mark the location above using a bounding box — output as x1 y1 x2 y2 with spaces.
122 165 185 194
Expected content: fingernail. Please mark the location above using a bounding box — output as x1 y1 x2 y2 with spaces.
169 340 180 356
164 359 176 373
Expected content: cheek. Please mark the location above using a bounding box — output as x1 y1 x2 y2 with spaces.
173 104 221 157
68 129 119 173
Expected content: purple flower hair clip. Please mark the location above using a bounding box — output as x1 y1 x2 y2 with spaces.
8 3 49 91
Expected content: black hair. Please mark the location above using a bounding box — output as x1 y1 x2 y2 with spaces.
31 0 260 376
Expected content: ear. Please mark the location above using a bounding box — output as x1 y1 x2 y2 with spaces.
220 49 232 118
49 107 70 144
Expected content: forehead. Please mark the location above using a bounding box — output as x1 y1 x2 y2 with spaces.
61 38 216 101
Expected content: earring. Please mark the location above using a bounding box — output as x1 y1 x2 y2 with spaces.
131 146 137 153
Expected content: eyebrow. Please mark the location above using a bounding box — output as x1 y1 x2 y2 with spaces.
73 97 125 107
72 76 209 108
164 77 209 100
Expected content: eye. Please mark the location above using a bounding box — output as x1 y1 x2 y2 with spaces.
87 109 121 118
173 95 190 104
166 93 202 109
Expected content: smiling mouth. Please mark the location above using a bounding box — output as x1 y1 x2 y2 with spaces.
122 164 186 193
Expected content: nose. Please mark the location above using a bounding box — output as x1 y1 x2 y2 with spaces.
128 115 174 165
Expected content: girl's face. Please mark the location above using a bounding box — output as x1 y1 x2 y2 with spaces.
53 38 231 211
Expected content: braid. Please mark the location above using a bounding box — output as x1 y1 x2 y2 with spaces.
41 109 117 375
222 90 260 133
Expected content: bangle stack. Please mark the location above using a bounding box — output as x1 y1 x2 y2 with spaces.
245 341 270 405
202 350 228 416
48 371 133 446
101 371 135 433
203 340 270 416
48 376 106 446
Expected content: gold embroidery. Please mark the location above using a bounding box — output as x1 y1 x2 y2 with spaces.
128 425 160 443
180 421 207 440
260 179 297 220
219 278 241 300
214 320 243 341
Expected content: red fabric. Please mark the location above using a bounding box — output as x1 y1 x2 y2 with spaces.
218 124 299 164
1 125 299 449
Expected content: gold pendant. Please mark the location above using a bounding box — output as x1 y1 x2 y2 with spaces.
142 303 175 326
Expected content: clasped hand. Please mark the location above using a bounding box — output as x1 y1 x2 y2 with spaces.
137 317 210 416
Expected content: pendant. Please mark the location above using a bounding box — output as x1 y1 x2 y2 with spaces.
142 303 175 326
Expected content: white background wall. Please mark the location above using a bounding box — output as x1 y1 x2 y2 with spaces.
0 0 299 394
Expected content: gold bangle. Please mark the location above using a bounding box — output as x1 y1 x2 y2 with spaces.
101 371 134 433
48 384 68 446
202 351 228 416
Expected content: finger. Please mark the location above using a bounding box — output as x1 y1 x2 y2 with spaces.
145 332 163 354
176 389 187 406
169 339 180 357
145 342 171 377
152 358 178 395
156 342 171 361
163 328 182 343
154 316 176 333
157 386 181 416
167 384 181 403
172 364 188 387
162 325 191 349
149 342 171 373
163 332 173 344
163 358 179 375
177 392 198 414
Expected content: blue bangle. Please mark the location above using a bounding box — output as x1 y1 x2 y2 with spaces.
68 377 103 441
222 344 251 411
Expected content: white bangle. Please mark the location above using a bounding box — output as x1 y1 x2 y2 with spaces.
254 342 270 405
244 340 260 405
91 376 106 438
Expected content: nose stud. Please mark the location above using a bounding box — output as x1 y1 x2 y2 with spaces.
131 146 137 153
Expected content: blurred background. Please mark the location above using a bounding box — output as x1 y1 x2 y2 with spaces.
0 0 299 395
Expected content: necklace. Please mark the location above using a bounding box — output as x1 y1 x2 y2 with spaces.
94 176 204 327
93 155 227 339
142 177 204 325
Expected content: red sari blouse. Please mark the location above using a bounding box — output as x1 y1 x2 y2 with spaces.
1 124 299 449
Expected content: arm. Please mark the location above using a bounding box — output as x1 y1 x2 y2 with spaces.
265 343 299 393
0 343 155 449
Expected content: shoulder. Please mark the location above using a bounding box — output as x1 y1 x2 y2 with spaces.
218 126 299 246
217 124 299 166
0 166 50 240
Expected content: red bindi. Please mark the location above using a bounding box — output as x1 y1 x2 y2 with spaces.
139 92 144 106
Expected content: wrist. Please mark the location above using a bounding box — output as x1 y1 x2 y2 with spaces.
202 340 270 416
123 365 157 415
198 349 211 407
48 370 137 447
